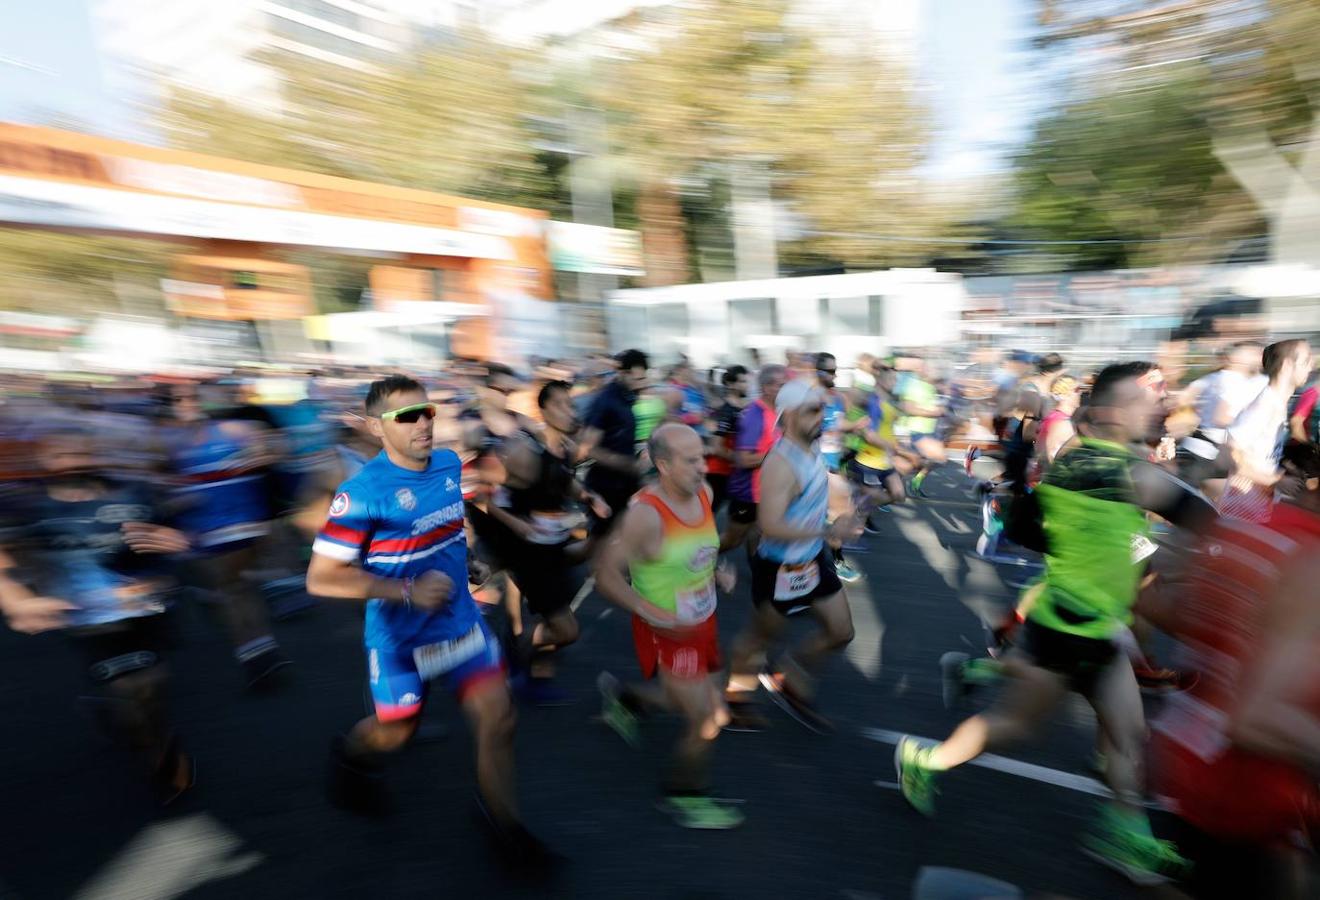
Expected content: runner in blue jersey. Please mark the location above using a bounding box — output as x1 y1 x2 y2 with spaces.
160 381 289 689
307 374 552 867
814 352 863 584
0 425 195 804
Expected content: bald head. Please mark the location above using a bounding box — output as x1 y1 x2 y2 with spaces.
648 422 707 497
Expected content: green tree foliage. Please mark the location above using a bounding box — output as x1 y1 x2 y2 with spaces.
163 33 555 208
1016 0 1320 269
593 0 959 280
1008 78 1264 269
0 232 170 314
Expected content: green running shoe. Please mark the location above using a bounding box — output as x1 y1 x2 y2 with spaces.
658 795 745 830
894 736 940 817
597 671 640 749
1081 811 1189 886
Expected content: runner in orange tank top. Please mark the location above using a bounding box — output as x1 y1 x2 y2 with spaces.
593 423 743 830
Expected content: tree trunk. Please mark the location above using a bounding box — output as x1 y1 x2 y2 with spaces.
1213 116 1320 267
637 182 690 287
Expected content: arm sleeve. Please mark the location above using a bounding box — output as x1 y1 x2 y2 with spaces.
1130 459 1217 533
311 482 373 562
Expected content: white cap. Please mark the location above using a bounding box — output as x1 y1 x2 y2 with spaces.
775 378 824 418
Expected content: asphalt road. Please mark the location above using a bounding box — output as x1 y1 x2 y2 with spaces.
0 467 1158 900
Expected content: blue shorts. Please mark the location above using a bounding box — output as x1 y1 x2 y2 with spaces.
367 619 505 722
848 459 896 487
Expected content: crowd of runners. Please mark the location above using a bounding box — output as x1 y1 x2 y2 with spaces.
1 340 1318 897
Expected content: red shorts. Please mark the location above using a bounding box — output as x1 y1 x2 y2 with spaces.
1154 735 1320 845
632 614 722 681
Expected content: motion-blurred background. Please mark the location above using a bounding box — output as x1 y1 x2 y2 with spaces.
0 0 1316 373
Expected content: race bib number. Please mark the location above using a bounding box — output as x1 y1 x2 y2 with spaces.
412 625 487 681
528 510 586 545
1130 534 1158 564
774 561 820 601
675 580 716 625
1154 694 1230 764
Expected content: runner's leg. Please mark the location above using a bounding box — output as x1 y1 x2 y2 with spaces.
662 671 721 794
781 590 854 701
1086 654 1146 809
460 679 519 827
727 600 785 695
926 657 1069 770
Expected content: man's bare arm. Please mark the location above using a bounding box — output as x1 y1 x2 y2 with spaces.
306 553 406 603
756 454 824 543
592 504 677 627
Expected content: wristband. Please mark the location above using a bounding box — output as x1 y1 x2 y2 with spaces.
401 576 415 609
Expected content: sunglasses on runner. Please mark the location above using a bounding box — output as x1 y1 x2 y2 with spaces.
379 402 437 424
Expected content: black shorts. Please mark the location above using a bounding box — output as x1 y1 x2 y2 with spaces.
728 498 757 525
1019 618 1117 696
466 501 520 569
1175 436 1230 486
507 541 582 617
750 546 844 617
186 543 262 601
706 473 730 512
68 614 171 683
587 478 639 537
848 459 896 488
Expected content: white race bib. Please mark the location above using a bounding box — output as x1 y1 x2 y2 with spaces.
412 625 487 680
675 579 717 625
774 561 820 601
1153 694 1230 764
1130 534 1158 564
528 510 583 545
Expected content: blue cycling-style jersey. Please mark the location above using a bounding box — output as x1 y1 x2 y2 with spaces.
168 421 271 550
821 392 846 471
312 449 478 651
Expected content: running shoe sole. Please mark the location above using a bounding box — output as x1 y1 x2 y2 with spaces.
1079 844 1173 887
654 799 745 830
721 701 770 732
596 672 641 748
893 738 936 817
757 672 833 734
244 655 292 692
893 742 915 813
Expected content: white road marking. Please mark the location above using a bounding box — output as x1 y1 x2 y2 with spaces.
860 727 1113 799
74 813 263 900
570 575 596 611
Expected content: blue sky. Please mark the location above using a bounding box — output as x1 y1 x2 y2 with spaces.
0 0 1043 180
917 0 1044 181
0 2 120 134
